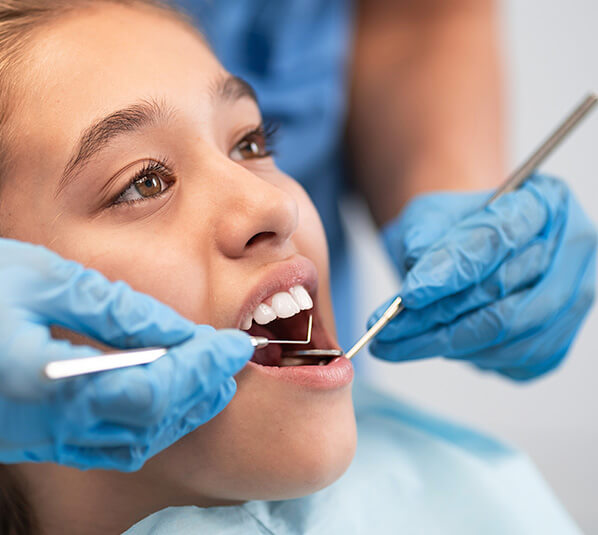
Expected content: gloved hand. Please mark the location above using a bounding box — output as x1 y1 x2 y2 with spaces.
0 239 253 471
369 174 597 380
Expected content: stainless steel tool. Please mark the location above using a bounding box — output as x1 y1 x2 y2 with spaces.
44 315 313 380
341 92 597 361
44 93 597 379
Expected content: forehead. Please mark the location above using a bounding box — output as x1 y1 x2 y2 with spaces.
13 3 224 166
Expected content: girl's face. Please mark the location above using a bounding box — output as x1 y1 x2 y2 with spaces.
1 3 355 509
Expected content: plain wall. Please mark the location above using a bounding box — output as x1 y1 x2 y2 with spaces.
343 0 598 531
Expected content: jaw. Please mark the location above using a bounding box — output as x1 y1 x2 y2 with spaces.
168 362 357 501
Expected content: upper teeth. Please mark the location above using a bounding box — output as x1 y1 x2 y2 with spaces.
241 285 313 330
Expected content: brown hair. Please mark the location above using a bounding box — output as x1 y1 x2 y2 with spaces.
0 465 39 535
0 0 190 177
0 2 192 532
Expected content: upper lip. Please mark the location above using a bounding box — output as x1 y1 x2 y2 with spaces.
235 256 318 328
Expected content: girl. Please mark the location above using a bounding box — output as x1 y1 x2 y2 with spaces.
0 1 581 533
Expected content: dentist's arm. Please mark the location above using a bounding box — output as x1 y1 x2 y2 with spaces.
348 0 596 379
0 239 253 471
348 0 504 224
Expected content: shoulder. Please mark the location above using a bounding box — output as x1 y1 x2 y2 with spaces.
352 380 515 461
344 381 582 535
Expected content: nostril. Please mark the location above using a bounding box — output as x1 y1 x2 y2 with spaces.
246 231 276 248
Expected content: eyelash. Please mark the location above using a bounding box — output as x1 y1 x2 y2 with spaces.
243 121 279 158
110 159 175 207
111 121 279 208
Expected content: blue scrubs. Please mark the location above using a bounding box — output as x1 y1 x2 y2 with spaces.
124 382 581 534
176 0 357 348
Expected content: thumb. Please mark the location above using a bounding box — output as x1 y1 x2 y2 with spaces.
384 191 491 275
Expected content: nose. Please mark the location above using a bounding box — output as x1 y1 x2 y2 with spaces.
214 166 299 259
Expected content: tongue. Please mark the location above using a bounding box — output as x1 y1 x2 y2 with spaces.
251 344 282 366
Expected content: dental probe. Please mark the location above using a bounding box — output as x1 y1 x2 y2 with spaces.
43 94 597 379
341 92 598 361
232 93 598 364
345 93 598 360
44 315 313 380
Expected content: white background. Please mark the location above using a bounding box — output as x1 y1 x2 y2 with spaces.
344 0 598 531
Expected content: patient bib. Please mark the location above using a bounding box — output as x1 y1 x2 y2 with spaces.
124 382 581 535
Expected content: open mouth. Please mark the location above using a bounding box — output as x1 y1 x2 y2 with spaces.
244 291 339 368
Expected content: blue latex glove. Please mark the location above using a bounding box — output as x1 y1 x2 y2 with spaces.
0 239 253 471
369 174 597 380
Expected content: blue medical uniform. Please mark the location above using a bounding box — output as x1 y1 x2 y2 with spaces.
124 382 582 535
175 0 357 348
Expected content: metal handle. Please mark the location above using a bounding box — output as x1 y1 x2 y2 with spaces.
44 348 167 380
344 92 598 361
345 297 403 360
45 315 314 379
486 93 597 205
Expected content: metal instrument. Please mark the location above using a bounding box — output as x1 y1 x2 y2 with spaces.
341 92 597 361
44 93 597 378
281 349 344 358
44 315 313 380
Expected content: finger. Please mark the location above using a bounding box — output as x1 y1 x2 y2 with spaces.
385 191 491 273
55 442 143 471
86 328 252 427
471 255 595 379
370 239 595 362
0 398 57 462
400 176 568 309
58 379 236 470
0 315 100 400
373 235 555 342
143 377 237 464
5 243 195 348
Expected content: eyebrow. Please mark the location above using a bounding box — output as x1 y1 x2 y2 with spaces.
211 74 258 104
57 75 258 194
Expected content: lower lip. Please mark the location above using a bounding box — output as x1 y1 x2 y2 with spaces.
246 356 354 390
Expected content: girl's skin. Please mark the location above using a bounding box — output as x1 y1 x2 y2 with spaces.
0 4 356 533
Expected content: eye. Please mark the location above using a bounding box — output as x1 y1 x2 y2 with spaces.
135 173 163 196
230 123 277 161
113 161 174 205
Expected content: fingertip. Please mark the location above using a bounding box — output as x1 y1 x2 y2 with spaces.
217 328 254 351
212 329 254 372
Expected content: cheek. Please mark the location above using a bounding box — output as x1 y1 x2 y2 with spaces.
46 223 213 324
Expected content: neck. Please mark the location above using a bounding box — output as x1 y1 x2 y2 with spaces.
14 462 220 534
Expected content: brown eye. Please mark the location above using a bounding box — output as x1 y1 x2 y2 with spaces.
237 136 266 158
134 173 163 197
113 162 174 206
230 128 273 161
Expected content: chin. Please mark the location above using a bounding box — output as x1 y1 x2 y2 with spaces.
236 378 358 500
159 373 357 504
